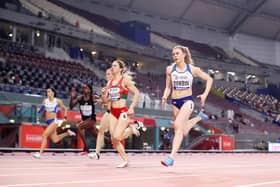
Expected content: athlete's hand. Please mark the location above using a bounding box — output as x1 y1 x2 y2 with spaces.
101 103 108 109
197 93 207 107
127 107 134 116
70 87 76 98
94 98 102 104
101 87 108 95
161 97 167 109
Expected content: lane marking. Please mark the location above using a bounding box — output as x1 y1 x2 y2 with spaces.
235 180 280 187
0 163 276 170
0 174 199 187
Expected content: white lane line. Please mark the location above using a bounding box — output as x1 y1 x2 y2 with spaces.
0 163 276 170
0 173 57 177
0 174 199 187
0 166 89 170
235 180 280 187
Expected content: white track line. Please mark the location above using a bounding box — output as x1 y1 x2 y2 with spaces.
0 174 199 187
0 163 276 171
235 180 280 187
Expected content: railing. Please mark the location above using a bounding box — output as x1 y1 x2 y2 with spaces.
0 102 37 124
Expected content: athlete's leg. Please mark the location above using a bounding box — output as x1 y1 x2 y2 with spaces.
50 127 75 143
122 121 143 138
77 120 89 154
78 119 98 138
162 102 209 166
33 121 75 158
38 122 58 156
161 101 194 166
89 112 110 159
110 113 129 167
169 101 194 158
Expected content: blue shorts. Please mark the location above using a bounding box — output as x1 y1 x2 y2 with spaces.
171 96 193 110
45 118 57 125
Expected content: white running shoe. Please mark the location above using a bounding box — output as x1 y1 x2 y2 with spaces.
135 121 144 129
116 161 128 168
32 152 41 159
130 121 144 137
130 125 140 137
67 129 76 136
88 152 100 160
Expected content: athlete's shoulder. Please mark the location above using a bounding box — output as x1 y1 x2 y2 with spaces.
189 64 201 76
166 63 174 73
73 95 83 103
106 80 112 87
168 63 175 68
42 98 47 104
56 98 63 104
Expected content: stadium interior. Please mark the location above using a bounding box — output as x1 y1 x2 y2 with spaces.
1 0 280 152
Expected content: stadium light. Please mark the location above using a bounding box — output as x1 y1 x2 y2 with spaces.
36 31 40 37
9 119 15 123
142 126 147 132
160 126 166 131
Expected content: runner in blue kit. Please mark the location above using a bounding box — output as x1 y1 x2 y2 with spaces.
161 45 213 167
33 87 76 159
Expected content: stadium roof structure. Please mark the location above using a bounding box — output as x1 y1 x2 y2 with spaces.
93 0 280 41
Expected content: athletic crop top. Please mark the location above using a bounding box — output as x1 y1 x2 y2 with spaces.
108 77 129 102
171 64 193 90
44 98 59 113
78 96 96 121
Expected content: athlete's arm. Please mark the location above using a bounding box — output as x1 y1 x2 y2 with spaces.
69 95 82 110
124 77 139 115
162 66 172 107
37 99 46 114
101 85 109 104
58 99 68 119
93 94 101 104
191 65 213 107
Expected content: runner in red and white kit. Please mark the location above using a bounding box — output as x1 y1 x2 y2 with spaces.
88 67 142 160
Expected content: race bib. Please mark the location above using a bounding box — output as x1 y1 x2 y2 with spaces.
80 105 92 116
120 112 128 120
172 74 190 90
109 87 120 101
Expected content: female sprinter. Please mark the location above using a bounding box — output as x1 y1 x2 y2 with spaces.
102 60 139 168
89 67 142 160
88 68 113 159
69 84 100 155
33 88 76 158
161 45 213 167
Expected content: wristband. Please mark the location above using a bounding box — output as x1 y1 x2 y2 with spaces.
38 106 45 114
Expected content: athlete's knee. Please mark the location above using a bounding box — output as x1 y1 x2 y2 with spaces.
42 131 50 139
98 129 105 135
112 134 122 141
77 126 83 132
112 135 121 141
52 137 59 143
111 138 119 146
42 134 49 140
78 123 90 130
174 125 184 133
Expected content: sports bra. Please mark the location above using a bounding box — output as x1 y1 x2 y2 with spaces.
44 98 59 113
108 77 129 102
171 64 193 90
